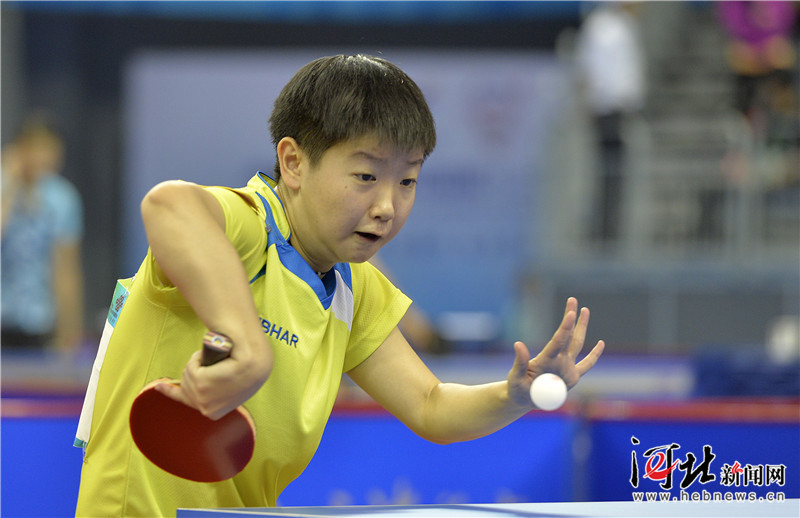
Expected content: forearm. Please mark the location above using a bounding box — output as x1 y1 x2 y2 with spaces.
1 180 20 236
350 328 533 445
421 381 532 444
1 148 21 236
53 242 84 351
141 181 272 375
352 300 603 447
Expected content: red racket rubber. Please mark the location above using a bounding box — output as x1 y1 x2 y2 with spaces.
129 339 255 482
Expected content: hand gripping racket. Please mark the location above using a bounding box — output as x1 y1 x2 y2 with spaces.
129 333 256 482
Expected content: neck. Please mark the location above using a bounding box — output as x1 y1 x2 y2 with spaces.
275 181 333 276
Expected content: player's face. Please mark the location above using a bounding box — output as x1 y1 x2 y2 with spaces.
286 135 424 273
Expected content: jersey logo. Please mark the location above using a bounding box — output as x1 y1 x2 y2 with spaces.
260 317 299 348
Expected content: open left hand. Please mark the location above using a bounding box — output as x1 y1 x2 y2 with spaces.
507 297 605 407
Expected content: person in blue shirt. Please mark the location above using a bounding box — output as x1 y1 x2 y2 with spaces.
1 112 84 351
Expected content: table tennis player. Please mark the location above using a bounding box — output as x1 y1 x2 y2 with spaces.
74 54 605 517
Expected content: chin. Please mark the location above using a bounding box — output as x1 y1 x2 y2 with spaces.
349 254 375 264
348 249 380 264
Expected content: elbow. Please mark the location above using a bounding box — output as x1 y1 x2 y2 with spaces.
408 384 462 445
411 418 460 446
252 336 274 382
237 338 274 388
412 410 485 445
417 429 476 445
410 427 451 445
140 181 186 222
424 435 456 446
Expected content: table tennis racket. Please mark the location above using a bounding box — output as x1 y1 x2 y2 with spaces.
129 334 256 482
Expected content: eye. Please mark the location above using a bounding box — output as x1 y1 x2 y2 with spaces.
400 178 417 187
356 173 376 182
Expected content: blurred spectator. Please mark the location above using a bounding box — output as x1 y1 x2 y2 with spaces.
717 1 798 118
717 2 799 241
574 1 646 244
1 112 85 352
758 68 799 238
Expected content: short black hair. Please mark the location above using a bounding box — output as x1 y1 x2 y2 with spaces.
269 55 436 179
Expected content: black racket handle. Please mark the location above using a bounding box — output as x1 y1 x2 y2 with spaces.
201 332 233 366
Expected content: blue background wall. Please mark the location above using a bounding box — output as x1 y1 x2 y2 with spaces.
2 400 797 517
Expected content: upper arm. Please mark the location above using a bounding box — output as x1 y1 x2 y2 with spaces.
347 326 441 438
203 186 266 269
141 181 225 231
140 182 265 287
140 181 226 287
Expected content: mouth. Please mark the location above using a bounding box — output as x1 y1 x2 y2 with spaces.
355 231 382 243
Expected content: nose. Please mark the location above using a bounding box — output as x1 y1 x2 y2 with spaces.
369 186 395 222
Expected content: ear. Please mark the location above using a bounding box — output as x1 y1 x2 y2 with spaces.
276 137 303 190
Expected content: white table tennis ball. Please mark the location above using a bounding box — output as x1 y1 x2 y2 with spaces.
530 373 567 411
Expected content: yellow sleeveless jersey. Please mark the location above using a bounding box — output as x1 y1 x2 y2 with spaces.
75 172 411 516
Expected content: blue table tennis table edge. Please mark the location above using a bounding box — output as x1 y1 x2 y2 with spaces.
178 499 800 518
178 503 570 517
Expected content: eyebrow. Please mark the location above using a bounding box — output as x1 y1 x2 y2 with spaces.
352 150 424 167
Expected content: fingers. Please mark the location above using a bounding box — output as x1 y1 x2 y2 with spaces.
154 380 194 408
563 297 578 318
513 298 606 395
186 350 204 373
568 306 591 358
153 351 216 416
507 341 537 408
548 299 594 359
536 296 604 367
541 306 578 359
155 379 228 420
510 341 531 378
576 340 605 377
